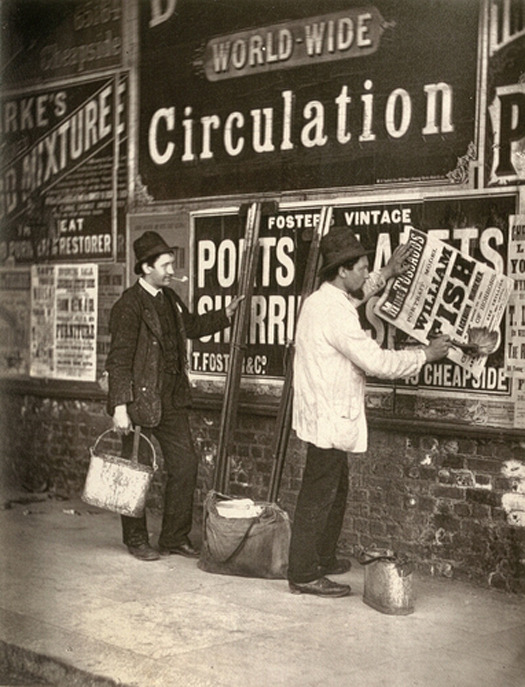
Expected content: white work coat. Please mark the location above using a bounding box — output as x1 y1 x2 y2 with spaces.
292 281 426 453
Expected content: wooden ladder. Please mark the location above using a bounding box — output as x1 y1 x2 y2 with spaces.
213 201 262 494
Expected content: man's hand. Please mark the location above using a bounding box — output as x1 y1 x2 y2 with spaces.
424 335 451 362
382 244 413 281
113 404 132 434
225 294 245 319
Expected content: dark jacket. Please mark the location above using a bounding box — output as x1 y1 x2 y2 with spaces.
106 281 229 426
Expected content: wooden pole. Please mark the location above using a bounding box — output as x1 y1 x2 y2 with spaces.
213 202 262 494
267 206 333 503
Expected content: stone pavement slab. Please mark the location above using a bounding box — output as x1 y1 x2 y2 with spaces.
1 494 524 687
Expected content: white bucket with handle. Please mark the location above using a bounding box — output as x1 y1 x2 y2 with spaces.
82 426 157 517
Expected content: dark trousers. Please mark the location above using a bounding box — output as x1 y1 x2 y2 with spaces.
288 444 349 583
121 377 198 549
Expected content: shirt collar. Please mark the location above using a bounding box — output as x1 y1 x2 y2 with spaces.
139 277 162 298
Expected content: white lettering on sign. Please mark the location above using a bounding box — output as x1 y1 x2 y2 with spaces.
73 0 121 30
418 363 508 391
267 213 320 230
191 351 269 375
197 236 295 289
196 293 298 347
149 0 177 28
488 83 525 185
148 81 454 167
58 218 85 233
40 32 121 74
344 208 412 226
203 8 387 81
0 81 126 221
0 92 67 134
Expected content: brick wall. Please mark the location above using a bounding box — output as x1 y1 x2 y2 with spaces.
192 407 525 592
1 390 524 592
341 432 525 593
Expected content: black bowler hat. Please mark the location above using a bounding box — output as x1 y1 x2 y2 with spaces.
133 231 175 275
318 226 373 276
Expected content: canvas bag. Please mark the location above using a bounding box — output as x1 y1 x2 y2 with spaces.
198 491 291 579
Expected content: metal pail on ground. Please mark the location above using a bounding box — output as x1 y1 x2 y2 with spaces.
82 427 157 517
359 548 415 615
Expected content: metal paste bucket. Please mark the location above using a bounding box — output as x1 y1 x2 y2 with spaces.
82 427 157 517
359 548 415 615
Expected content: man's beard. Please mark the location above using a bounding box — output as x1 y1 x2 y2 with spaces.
349 287 364 300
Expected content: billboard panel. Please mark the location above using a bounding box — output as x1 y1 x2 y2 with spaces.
139 0 479 199
189 195 515 399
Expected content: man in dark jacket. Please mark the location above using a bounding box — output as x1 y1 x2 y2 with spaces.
106 231 243 561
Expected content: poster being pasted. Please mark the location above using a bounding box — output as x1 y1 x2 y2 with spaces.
374 228 514 379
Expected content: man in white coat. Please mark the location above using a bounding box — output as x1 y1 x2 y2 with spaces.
288 226 450 597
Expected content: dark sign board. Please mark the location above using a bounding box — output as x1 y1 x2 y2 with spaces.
1 0 123 88
0 76 127 264
190 195 515 396
139 0 479 199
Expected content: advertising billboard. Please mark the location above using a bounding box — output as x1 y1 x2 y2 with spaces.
189 195 516 401
139 0 479 199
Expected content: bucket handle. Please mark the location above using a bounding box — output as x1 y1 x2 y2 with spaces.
357 552 397 566
92 426 158 471
357 549 414 577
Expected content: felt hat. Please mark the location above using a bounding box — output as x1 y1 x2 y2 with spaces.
318 226 373 276
133 231 175 275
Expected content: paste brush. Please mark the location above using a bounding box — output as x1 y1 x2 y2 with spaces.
404 327 499 357
438 327 499 357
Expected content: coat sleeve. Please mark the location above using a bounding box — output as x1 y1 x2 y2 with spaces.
105 297 140 412
175 295 231 339
327 302 426 380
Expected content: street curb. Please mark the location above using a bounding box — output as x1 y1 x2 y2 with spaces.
0 641 131 687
